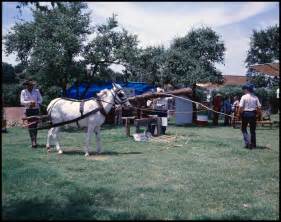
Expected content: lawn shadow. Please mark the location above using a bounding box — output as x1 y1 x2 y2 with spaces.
59 124 124 133
193 214 251 220
36 144 47 148
61 148 142 156
2 187 148 220
253 145 271 150
168 122 229 128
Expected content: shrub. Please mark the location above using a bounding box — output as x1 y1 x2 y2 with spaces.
3 84 22 106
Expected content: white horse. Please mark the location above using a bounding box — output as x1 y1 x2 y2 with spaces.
46 83 130 156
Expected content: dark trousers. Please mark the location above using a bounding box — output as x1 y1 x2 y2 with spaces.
148 110 167 135
241 111 256 146
224 111 231 126
213 113 219 125
25 109 39 143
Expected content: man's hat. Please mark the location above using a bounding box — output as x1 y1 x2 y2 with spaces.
242 83 254 92
23 79 36 86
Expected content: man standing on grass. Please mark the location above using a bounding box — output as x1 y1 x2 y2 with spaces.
20 79 43 148
238 84 261 149
222 96 232 126
212 93 222 126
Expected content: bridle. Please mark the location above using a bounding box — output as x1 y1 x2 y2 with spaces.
110 87 129 106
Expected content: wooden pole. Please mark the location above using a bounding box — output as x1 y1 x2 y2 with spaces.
128 87 193 102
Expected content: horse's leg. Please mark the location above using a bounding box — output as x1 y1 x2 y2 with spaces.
94 126 102 154
46 128 54 152
85 125 94 157
52 127 63 154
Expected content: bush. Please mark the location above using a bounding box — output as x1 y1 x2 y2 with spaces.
215 85 244 100
3 84 23 106
255 87 279 114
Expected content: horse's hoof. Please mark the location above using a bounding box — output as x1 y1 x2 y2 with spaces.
85 153 90 157
58 150 63 154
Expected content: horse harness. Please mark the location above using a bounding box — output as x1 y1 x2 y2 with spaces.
40 96 111 130
35 87 128 130
76 96 107 128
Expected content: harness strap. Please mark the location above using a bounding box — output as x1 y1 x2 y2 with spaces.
80 101 85 115
96 96 107 116
37 107 102 130
77 100 85 128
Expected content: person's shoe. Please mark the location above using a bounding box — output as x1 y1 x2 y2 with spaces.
31 140 37 148
46 146 51 152
244 144 250 149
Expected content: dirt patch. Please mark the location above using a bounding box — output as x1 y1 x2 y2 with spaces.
87 155 109 161
150 135 177 143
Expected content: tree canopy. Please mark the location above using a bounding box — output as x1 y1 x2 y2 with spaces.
245 25 279 88
83 14 139 82
4 3 227 105
162 27 225 86
245 25 279 66
4 2 91 95
2 62 16 83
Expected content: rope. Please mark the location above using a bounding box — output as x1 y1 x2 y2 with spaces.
160 93 238 119
23 93 239 130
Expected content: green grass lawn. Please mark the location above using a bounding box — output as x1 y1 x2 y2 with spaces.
2 116 279 220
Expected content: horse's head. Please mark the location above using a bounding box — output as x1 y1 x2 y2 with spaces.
111 83 131 107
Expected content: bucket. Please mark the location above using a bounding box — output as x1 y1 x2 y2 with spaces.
196 115 208 126
161 117 168 126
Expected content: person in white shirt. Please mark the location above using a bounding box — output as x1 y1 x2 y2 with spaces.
238 84 261 149
231 96 240 112
20 79 43 148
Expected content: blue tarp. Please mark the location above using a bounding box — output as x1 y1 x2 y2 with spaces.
65 81 156 99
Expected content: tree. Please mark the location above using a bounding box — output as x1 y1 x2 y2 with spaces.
245 25 279 66
2 62 16 83
162 27 225 86
4 2 91 96
126 46 166 85
245 25 279 88
83 14 139 82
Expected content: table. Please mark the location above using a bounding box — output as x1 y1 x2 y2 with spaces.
134 116 162 136
122 116 136 136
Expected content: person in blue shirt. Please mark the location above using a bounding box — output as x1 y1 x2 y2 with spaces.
222 96 232 126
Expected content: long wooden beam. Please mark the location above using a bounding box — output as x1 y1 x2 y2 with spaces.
128 87 193 101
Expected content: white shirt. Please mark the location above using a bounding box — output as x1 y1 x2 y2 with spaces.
20 88 43 109
232 100 239 111
277 88 279 99
239 93 261 111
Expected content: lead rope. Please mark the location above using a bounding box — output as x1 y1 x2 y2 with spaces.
160 93 238 119
24 93 239 130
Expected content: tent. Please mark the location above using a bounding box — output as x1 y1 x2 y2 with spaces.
65 81 156 99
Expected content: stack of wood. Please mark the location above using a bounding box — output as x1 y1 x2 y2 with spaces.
128 87 193 102
126 88 193 119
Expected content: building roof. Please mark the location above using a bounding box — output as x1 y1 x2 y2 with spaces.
249 62 279 77
197 75 247 90
223 75 247 86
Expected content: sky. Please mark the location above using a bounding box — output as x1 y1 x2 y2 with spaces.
2 1 279 76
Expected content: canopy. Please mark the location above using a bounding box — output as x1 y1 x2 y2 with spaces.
65 81 156 99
